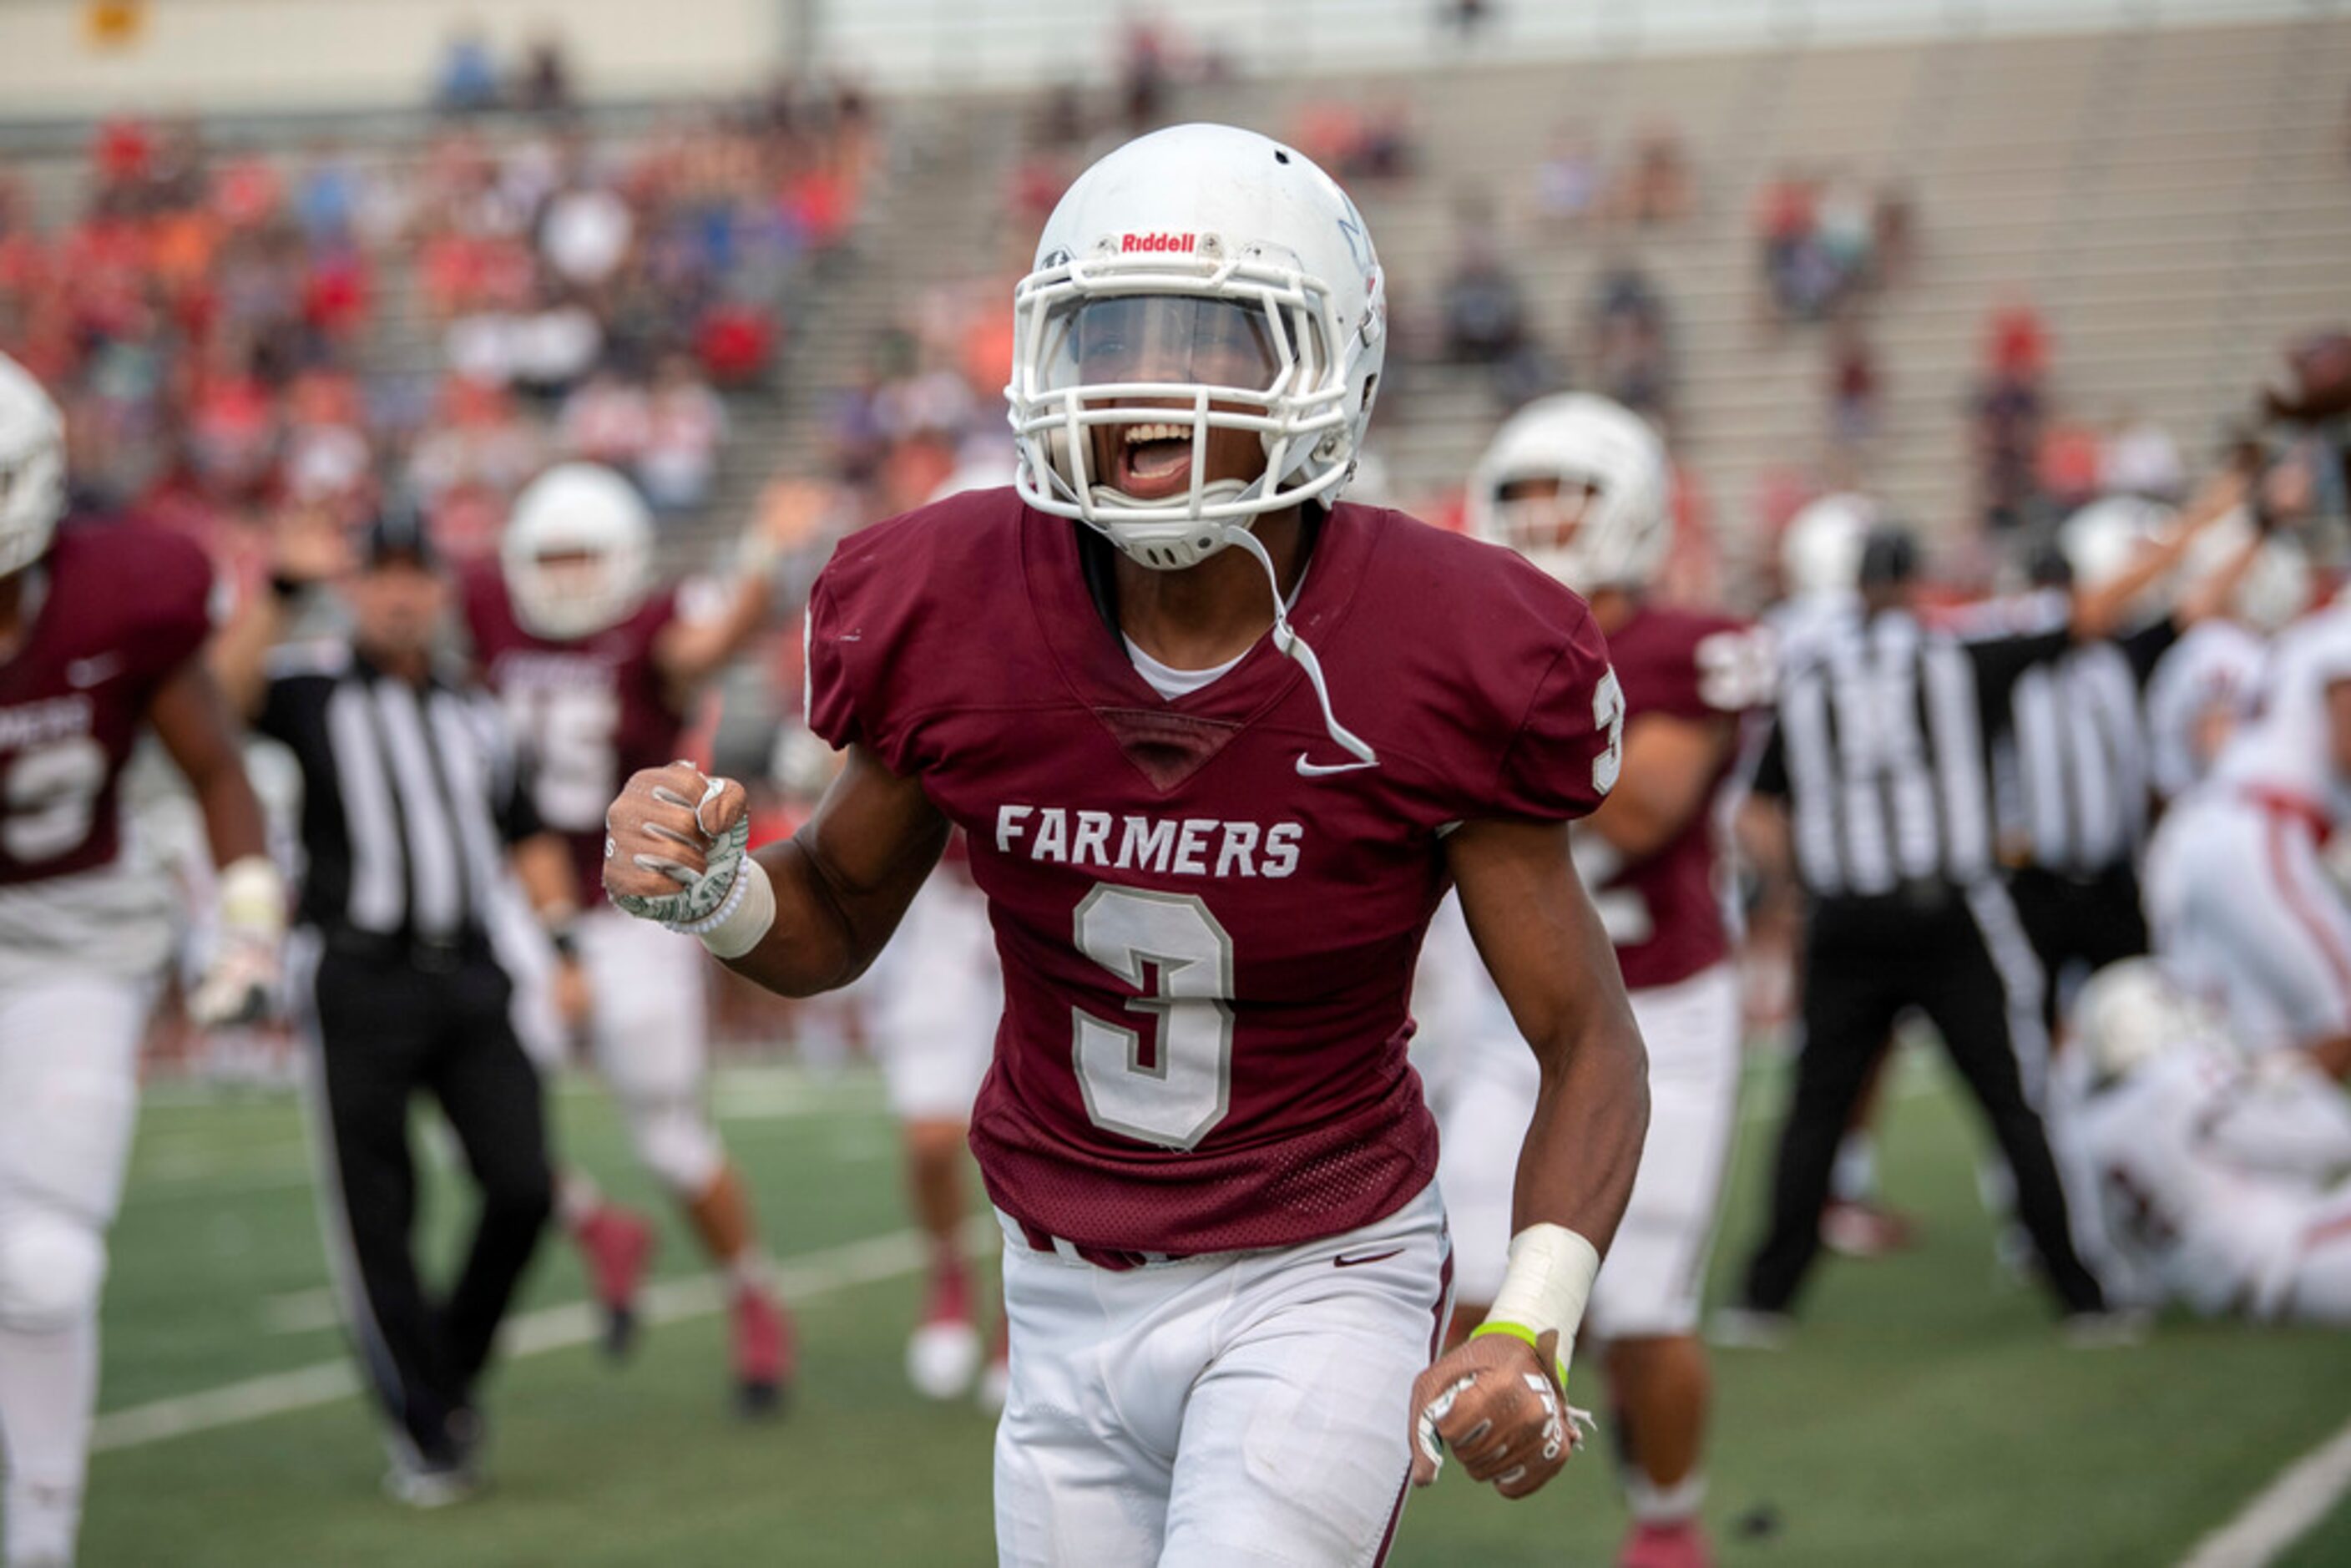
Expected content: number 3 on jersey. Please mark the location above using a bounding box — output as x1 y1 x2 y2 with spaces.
1591 667 1625 796
1071 885 1236 1151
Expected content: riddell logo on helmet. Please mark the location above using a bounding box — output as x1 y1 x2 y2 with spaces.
1120 232 1198 255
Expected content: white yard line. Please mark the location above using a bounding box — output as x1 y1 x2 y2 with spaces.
94 1217 995 1455
2178 1415 2351 1568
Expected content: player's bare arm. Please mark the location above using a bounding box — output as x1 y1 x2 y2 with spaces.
2070 468 2242 639
1408 816 1649 1500
603 744 949 996
148 633 286 1024
210 507 352 718
652 479 832 698
1584 713 1734 859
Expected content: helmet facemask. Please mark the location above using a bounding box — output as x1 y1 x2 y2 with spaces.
1009 240 1368 572
509 545 642 641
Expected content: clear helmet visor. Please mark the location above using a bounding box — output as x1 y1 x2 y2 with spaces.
1037 292 1312 400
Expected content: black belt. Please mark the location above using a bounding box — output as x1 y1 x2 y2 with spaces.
316 926 494 974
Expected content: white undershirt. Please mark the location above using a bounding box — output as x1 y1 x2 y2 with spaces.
1120 553 1312 701
1125 637 1248 700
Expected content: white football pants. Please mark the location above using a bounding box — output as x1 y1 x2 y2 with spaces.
498 896 724 1198
1427 959 1742 1338
993 1183 1452 1567
0 974 151 1568
857 872 1000 1125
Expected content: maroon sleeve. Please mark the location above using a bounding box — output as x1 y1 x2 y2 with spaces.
1489 601 1620 822
802 566 864 752
129 529 215 677
458 565 502 656
802 524 925 771
1632 610 1774 724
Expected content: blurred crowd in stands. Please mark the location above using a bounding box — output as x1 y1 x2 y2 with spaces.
0 72 877 592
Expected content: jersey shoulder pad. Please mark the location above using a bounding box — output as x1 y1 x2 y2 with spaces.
803 488 1025 768
1363 515 1620 822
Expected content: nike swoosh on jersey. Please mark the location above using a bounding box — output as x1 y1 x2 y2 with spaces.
1332 1247 1405 1268
67 654 124 688
1296 755 1379 777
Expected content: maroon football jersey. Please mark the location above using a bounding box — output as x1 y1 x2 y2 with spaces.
807 490 1618 1256
0 521 212 887
463 569 685 899
1587 604 1772 990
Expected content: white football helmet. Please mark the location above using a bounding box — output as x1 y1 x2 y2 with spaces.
2177 504 2312 635
1466 393 1669 595
502 463 655 640
1005 123 1387 571
0 352 67 580
2071 959 2233 1085
1778 493 1875 599
2058 495 2175 621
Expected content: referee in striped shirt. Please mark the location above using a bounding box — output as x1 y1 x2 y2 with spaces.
1720 526 2115 1339
215 508 582 1503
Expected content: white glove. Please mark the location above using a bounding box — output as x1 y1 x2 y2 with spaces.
604 762 774 958
190 856 286 1027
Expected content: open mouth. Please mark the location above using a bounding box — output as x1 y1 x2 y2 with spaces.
1110 421 1196 500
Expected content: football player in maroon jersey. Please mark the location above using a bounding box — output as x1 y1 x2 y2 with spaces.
0 352 283 1566
603 125 1650 1563
1443 393 1770 1568
464 461 810 1411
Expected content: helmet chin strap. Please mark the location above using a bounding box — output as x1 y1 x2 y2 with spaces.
1218 523 1378 776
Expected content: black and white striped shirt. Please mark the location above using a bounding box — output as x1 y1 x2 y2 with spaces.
257 643 540 945
1976 592 2177 877
1753 605 1998 898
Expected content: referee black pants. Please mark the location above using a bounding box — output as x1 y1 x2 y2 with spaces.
2005 861 2149 1034
305 940 554 1464
1739 886 2105 1318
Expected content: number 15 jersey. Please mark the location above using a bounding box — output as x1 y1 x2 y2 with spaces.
806 491 1619 1257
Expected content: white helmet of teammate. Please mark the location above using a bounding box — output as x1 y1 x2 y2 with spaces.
0 352 67 580
2177 504 2312 635
2071 959 2232 1084
1466 393 1669 595
2059 495 2176 621
1778 493 1875 599
502 462 655 640
1005 123 1388 571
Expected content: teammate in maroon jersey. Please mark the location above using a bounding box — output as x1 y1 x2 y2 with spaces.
0 352 283 1566
603 126 1650 1563
1438 392 1768 1568
463 460 806 1410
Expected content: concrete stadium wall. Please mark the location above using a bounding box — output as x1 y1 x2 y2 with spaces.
0 0 784 119
0 0 2324 118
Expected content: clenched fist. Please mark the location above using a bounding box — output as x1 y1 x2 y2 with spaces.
604 761 751 926
1408 1330 1585 1499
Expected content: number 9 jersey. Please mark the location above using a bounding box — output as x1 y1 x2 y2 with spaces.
806 489 1619 1258
0 522 212 974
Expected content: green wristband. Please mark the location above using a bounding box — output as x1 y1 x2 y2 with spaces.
1470 1319 1570 1390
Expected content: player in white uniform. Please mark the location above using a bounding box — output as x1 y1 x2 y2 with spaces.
1423 395 1760 1568
2050 959 2351 1322
0 356 286 1567
2141 621 2269 807
2143 609 2351 1079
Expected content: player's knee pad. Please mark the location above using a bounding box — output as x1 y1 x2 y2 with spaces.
0 1213 107 1334
624 1095 723 1196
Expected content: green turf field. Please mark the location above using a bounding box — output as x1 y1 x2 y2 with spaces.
78 1049 2351 1567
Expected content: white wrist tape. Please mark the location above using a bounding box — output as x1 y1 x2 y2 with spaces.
1478 1224 1601 1383
216 855 287 941
674 855 775 960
